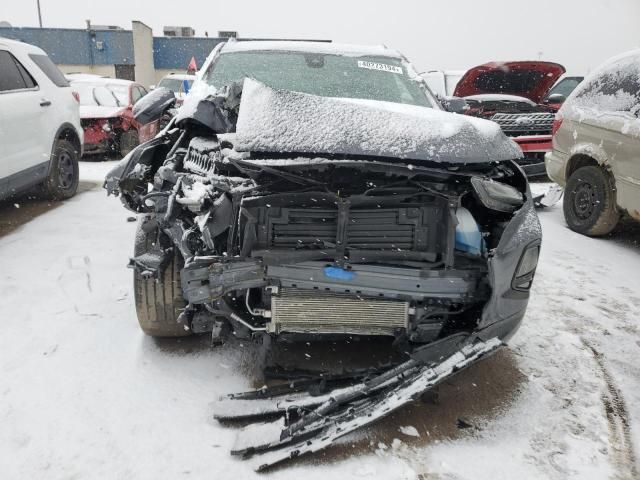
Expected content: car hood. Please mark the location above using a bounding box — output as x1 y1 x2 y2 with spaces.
453 61 566 103
235 79 522 164
80 105 126 120
464 94 538 106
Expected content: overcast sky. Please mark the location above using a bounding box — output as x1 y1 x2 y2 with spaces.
1 0 638 73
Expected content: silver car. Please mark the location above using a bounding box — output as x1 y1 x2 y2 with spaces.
545 49 640 236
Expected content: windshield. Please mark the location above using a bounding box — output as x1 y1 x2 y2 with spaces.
203 51 432 107
158 77 194 93
73 82 130 107
545 77 583 99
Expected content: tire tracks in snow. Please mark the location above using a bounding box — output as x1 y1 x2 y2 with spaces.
528 246 640 478
582 338 638 480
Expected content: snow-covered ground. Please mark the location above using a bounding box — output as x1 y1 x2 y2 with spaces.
1 163 639 479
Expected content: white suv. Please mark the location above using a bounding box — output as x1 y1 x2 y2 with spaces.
0 37 83 201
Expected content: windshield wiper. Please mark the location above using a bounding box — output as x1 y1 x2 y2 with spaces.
92 88 102 106
109 89 122 107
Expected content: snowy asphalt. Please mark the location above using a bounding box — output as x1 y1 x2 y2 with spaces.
1 161 639 479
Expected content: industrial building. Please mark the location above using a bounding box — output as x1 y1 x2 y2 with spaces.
0 22 326 87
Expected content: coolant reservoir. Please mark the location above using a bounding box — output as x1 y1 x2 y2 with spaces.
455 208 484 256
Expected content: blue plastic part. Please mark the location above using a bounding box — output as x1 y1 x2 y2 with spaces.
455 208 484 256
324 267 357 281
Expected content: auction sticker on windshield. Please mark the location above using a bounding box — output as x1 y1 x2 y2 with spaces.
357 60 403 74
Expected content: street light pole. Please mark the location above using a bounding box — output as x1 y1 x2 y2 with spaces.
36 0 43 27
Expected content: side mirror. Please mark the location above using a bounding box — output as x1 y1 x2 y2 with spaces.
442 96 468 114
132 87 176 125
545 93 566 104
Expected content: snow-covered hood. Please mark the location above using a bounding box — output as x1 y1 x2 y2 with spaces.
464 94 538 107
80 105 126 120
235 79 522 164
454 61 566 104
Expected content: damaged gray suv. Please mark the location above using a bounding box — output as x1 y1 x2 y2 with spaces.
106 39 540 417
105 41 542 466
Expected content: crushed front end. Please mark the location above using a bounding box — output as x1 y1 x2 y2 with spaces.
105 89 541 353
105 79 542 468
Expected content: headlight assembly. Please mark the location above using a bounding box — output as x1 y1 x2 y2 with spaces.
471 177 524 213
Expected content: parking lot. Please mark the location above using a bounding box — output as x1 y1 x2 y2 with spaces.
3 3 640 476
0 161 638 479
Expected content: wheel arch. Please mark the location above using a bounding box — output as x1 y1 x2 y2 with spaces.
565 138 616 180
48 123 82 175
565 153 600 179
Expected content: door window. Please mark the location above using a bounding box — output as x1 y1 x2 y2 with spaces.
0 50 37 91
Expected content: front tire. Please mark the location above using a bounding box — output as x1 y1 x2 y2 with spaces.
133 215 191 337
563 165 620 236
41 139 79 200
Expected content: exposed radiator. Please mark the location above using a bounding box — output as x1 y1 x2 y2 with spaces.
270 288 408 336
269 207 425 250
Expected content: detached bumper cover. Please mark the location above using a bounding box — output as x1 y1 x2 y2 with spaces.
215 336 503 471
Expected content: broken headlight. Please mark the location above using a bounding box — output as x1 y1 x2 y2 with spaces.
471 177 524 213
512 244 539 290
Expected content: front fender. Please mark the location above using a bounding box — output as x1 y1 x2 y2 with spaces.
104 134 173 212
479 199 542 333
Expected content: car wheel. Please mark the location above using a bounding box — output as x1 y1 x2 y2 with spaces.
41 138 79 200
133 215 191 337
563 165 620 236
119 129 139 157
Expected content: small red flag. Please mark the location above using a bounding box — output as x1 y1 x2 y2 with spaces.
187 56 197 73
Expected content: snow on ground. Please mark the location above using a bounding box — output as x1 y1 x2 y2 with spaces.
1 166 639 479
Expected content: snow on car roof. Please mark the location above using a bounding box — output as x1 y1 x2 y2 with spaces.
221 40 403 58
0 36 47 55
566 48 640 113
597 48 640 69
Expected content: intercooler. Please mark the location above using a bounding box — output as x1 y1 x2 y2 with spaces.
269 288 408 336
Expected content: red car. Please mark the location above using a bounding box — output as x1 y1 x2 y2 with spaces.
453 61 570 177
69 75 158 156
